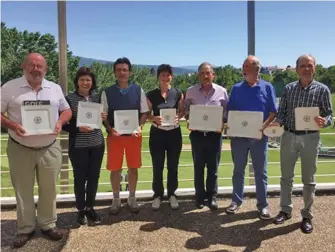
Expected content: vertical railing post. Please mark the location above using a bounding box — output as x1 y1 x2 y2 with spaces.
58 0 69 194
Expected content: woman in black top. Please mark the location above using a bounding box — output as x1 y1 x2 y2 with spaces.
63 67 106 225
146 64 184 211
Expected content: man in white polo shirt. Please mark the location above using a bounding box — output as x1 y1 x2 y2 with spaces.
1 53 72 248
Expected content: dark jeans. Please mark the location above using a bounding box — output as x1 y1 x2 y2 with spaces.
190 131 222 203
149 126 182 199
69 144 105 210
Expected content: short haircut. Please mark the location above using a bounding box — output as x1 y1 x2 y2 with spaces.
296 54 316 68
113 57 132 72
74 66 97 92
157 64 173 78
198 62 214 73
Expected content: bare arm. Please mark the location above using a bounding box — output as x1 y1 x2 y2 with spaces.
1 113 18 131
178 93 185 119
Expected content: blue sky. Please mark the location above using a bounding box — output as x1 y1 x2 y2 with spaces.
2 1 335 68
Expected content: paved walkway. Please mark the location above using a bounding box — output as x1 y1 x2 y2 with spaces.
1 195 335 252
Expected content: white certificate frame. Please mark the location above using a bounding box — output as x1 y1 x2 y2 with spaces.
188 105 224 132
295 107 320 131
114 110 139 135
76 101 103 129
160 108 177 126
227 111 264 139
21 105 56 135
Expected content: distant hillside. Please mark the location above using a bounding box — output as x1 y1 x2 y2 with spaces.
78 56 197 75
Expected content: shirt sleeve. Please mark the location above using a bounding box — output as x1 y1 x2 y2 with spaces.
267 84 278 113
184 88 192 120
57 85 70 111
227 86 236 112
101 91 109 114
0 83 10 113
222 88 229 122
140 88 149 113
320 86 333 127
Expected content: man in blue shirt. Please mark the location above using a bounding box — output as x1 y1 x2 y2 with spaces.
226 55 277 219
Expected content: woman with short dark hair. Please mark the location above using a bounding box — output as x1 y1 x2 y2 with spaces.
146 64 184 211
63 67 106 225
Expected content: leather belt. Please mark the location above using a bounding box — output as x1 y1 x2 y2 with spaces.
9 136 56 150
152 123 179 131
284 127 318 135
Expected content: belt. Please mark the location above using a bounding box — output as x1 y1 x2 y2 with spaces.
191 130 221 137
9 136 56 150
152 123 179 131
284 127 318 135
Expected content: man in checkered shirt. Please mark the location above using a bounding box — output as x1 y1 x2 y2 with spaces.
269 54 333 234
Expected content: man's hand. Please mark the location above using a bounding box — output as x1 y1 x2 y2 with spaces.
153 116 163 126
79 126 93 133
266 122 280 128
52 120 63 135
314 116 325 128
14 124 27 137
132 127 142 137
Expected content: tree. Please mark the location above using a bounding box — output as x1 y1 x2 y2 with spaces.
1 22 80 88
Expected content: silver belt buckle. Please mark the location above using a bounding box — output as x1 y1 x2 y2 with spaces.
204 132 207 136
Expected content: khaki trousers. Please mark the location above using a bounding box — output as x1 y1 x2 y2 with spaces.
7 138 62 234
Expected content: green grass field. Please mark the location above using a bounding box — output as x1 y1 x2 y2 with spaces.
1 119 334 197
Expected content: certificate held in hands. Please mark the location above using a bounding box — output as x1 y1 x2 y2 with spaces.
227 111 264 139
76 101 103 129
295 107 320 131
188 105 223 132
114 110 139 135
21 103 56 135
160 108 177 126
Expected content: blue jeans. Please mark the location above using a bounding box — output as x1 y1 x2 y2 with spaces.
230 137 268 210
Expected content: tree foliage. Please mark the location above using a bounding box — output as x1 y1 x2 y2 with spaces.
1 22 80 88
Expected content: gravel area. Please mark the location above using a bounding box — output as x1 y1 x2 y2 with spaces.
1 195 335 252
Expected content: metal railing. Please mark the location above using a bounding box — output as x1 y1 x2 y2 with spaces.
1 130 335 205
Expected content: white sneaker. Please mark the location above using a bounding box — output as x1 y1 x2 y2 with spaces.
152 197 161 211
169 195 179 210
109 198 121 215
127 196 140 213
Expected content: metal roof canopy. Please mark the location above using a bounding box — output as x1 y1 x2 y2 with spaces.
57 0 256 94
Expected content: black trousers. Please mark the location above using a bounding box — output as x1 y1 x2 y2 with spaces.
69 144 105 210
149 126 182 199
189 131 222 203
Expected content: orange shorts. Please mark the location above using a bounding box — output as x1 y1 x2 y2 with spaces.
106 135 142 171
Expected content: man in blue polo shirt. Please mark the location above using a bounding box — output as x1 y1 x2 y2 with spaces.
226 55 277 219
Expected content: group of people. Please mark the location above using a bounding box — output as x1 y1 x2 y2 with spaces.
1 52 333 248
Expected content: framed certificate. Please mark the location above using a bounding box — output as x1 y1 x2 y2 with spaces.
21 105 56 135
114 110 139 134
227 111 264 138
295 107 320 131
160 108 177 126
76 101 103 129
188 105 223 132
